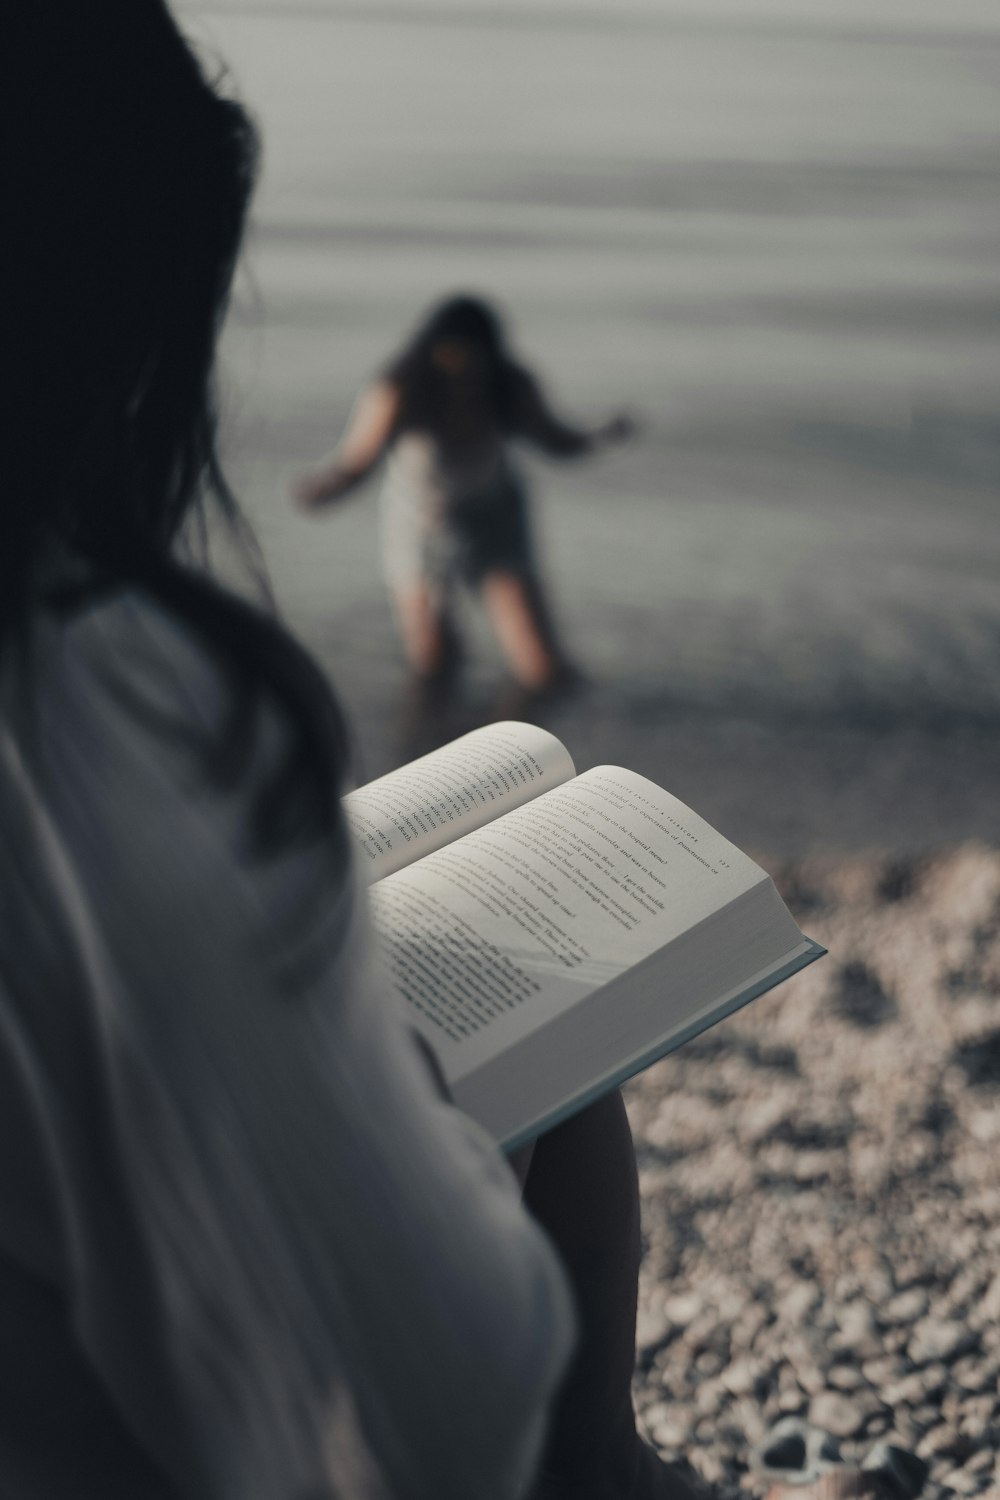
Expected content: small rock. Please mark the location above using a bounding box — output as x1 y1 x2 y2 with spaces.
664 1292 702 1327
884 1363 948 1407
740 1096 795 1146
778 1282 820 1324
650 1411 694 1450
653 1359 689 1401
734 1300 771 1345
730 1396 769 1445
833 1301 880 1356
850 1144 892 1196
720 1357 759 1397
809 1390 868 1438
682 1313 728 1357
793 1150 841 1183
639 1398 670 1428
863 1356 906 1386
959 1395 999 1442
951 1354 995 1393
691 1450 727 1485
943 1267 991 1319
968 1107 1000 1143
798 1365 828 1395
883 1287 930 1326
828 1365 866 1393
935 1467 981 1495
909 1318 974 1367
694 1383 721 1417
916 1425 972 1461
941 1388 966 1426
863 1266 896 1304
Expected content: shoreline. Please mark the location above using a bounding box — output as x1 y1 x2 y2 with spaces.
325 672 1000 865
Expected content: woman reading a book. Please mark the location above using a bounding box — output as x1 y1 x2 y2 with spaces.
1 5 706 1500
293 295 634 692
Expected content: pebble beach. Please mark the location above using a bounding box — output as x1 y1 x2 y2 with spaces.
628 844 1000 1496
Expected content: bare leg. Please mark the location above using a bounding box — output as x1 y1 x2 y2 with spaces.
523 1093 705 1500
480 570 565 691
391 585 457 680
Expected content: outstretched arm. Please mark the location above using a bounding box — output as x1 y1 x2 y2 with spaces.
292 380 401 509
512 371 635 459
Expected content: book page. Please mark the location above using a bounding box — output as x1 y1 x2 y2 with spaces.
369 765 772 1075
343 721 576 883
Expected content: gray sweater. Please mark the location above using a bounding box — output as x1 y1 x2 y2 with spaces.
0 588 573 1500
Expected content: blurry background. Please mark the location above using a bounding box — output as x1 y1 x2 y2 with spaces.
182 0 1000 858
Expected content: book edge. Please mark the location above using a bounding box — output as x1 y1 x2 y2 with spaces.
498 937 826 1153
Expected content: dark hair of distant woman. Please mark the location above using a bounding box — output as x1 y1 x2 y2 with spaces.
384 295 524 434
3 0 348 848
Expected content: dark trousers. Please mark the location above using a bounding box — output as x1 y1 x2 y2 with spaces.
520 1093 701 1500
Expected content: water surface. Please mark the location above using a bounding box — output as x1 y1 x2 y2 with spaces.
188 0 1000 852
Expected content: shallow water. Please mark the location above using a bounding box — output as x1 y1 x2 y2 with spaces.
187 0 1000 854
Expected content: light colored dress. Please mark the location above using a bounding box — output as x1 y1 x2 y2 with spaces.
0 585 573 1499
379 432 532 600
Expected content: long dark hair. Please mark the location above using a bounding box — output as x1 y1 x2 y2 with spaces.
384 294 525 435
3 0 349 853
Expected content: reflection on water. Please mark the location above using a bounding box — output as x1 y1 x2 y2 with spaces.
190 0 1000 849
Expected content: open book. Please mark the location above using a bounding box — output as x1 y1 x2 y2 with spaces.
345 723 822 1151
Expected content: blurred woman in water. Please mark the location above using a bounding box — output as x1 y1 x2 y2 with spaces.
1 5 708 1500
293 296 634 690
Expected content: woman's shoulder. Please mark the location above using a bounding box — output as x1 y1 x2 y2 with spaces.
24 583 245 792
6 579 355 974
22 575 347 858
64 582 231 716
